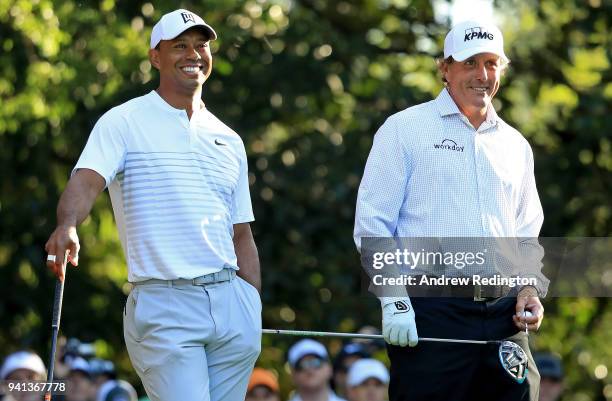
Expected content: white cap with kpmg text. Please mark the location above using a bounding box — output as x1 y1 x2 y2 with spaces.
444 20 507 62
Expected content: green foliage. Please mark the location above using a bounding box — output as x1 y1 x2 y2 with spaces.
0 0 610 399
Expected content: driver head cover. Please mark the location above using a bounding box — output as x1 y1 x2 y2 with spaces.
498 341 529 383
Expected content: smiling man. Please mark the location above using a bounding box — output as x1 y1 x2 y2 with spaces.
44 9 261 401
354 20 546 401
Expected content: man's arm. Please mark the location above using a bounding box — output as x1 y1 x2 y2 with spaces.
233 222 261 293
44 169 106 281
354 117 418 347
513 145 546 331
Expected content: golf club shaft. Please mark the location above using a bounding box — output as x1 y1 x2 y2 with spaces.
262 329 498 345
46 275 66 401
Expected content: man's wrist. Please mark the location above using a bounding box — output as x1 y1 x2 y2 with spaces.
56 219 78 230
379 296 411 307
517 285 539 298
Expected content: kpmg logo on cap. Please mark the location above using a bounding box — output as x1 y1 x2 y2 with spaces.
464 26 494 42
181 12 196 24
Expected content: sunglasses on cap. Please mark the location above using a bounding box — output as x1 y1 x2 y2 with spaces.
295 356 326 372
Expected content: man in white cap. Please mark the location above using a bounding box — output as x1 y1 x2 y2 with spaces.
288 339 347 401
44 8 261 401
0 351 46 401
66 357 95 401
345 359 389 401
354 20 545 400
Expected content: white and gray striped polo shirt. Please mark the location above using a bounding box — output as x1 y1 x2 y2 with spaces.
74 91 254 282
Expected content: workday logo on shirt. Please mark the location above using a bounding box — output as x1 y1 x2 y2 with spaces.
434 139 464 152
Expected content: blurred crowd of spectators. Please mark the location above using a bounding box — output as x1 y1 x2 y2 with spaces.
1 332 565 401
0 338 138 401
246 331 389 401
245 332 566 401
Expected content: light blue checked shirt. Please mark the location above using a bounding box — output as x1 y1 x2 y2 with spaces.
354 88 547 294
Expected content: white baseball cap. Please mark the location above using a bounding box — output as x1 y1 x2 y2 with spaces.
444 20 508 62
150 9 217 49
69 356 91 376
0 351 46 380
288 339 328 367
346 359 389 387
97 379 138 401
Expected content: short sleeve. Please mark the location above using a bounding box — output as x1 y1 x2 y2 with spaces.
231 141 255 224
72 109 127 187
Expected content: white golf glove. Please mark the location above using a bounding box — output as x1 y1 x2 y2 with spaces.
381 297 419 347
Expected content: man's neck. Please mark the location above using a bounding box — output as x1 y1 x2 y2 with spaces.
156 84 203 119
464 109 487 130
298 387 330 401
447 89 488 130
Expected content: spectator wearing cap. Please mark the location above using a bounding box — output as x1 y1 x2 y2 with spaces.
354 327 386 356
66 357 95 401
534 353 564 401
97 379 138 401
288 339 347 401
88 358 116 388
332 343 370 398
88 358 137 401
0 351 46 381
0 351 46 401
345 359 389 401
245 368 281 401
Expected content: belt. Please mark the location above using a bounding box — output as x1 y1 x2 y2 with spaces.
411 275 513 301
133 269 236 288
448 283 512 301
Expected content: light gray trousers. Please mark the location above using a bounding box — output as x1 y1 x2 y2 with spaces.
123 274 261 401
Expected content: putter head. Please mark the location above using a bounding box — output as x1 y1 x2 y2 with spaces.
498 341 529 383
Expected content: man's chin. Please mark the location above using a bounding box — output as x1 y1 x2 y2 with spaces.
179 77 205 89
468 97 490 110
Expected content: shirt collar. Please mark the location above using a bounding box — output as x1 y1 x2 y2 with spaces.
147 90 207 118
435 88 501 129
148 90 182 114
435 88 462 117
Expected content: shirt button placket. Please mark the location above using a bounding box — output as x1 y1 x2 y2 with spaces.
179 111 192 146
473 134 488 235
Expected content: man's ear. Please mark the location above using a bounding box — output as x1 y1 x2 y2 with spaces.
439 62 449 84
149 48 160 70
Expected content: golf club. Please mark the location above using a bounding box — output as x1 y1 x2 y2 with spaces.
262 328 496 344
262 328 529 383
45 268 66 401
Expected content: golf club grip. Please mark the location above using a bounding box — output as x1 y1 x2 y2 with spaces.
262 329 498 345
47 329 58 383
52 279 65 328
46 277 66 401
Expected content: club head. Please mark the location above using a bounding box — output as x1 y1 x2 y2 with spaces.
498 340 529 383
